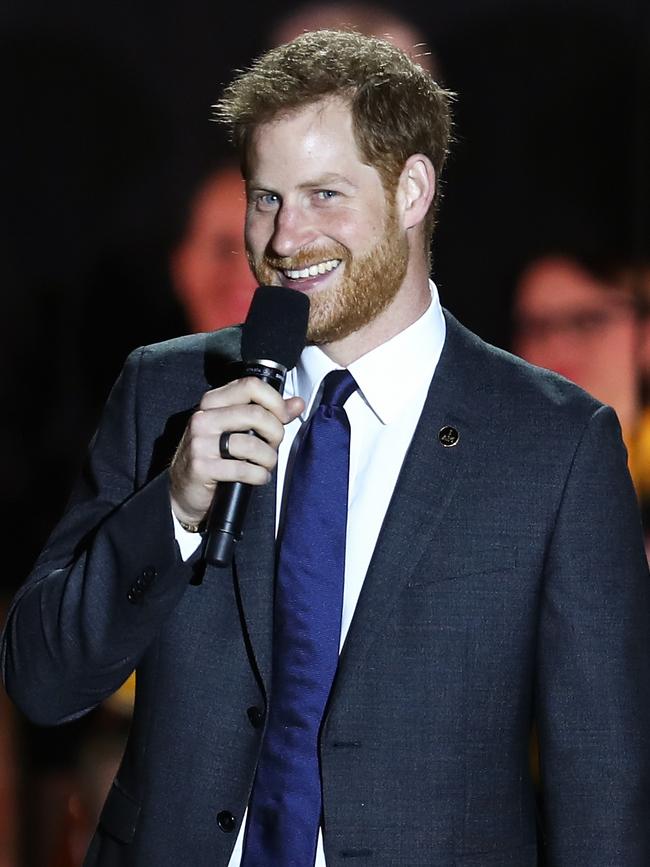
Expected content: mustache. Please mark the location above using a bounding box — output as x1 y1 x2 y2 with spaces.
258 243 349 271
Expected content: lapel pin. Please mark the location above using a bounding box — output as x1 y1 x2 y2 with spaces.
438 426 459 447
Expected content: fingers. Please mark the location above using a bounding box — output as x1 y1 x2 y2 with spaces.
200 377 292 421
169 378 302 525
184 421 279 477
192 402 285 452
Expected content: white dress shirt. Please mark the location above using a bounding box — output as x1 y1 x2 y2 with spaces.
174 282 446 866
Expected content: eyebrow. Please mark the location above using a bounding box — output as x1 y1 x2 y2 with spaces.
299 173 355 188
247 173 356 192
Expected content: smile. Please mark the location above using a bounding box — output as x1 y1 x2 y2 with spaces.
281 259 341 280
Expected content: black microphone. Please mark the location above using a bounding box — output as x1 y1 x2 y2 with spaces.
203 285 310 568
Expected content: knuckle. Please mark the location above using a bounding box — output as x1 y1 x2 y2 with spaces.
243 375 263 394
268 426 284 448
258 454 278 473
199 390 216 409
189 410 206 434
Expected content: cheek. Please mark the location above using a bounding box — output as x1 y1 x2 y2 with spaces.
596 324 639 371
244 211 268 254
323 210 381 252
212 252 240 279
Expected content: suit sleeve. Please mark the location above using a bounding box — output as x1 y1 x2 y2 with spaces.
1 346 195 726
536 404 650 865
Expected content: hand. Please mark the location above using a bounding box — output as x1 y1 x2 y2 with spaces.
169 377 304 526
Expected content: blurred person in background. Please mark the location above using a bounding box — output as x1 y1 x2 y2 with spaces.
512 253 650 542
615 260 650 404
269 0 440 76
170 162 256 333
45 707 131 867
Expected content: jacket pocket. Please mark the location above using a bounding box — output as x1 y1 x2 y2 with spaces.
406 548 520 587
98 780 141 844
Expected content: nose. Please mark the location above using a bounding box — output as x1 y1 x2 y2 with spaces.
269 203 317 259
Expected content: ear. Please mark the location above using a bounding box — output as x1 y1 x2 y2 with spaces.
395 154 436 231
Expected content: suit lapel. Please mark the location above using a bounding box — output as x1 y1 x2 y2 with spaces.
333 312 486 694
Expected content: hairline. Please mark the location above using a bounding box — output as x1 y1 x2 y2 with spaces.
240 93 407 199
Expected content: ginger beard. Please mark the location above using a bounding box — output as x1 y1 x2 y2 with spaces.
247 206 409 345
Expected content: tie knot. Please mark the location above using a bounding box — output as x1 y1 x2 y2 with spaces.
319 369 357 408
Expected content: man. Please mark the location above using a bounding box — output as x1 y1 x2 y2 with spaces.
170 2 438 339
2 30 649 867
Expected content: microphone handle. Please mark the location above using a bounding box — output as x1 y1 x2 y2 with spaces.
203 360 287 568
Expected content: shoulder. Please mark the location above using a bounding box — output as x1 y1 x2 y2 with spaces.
442 309 604 428
437 311 632 518
122 326 243 390
134 325 242 366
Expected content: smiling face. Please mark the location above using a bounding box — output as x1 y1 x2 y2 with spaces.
244 98 410 349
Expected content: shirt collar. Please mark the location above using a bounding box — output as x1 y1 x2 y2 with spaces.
286 280 446 424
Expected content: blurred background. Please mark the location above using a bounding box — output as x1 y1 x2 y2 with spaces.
1 0 649 864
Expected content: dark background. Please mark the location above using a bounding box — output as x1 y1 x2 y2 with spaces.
2 0 649 584
0 1 649 862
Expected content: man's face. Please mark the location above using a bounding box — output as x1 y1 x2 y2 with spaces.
244 98 408 345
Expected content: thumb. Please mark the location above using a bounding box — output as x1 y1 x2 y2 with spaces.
284 395 305 422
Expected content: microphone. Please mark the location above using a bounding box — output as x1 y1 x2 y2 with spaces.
203 285 310 568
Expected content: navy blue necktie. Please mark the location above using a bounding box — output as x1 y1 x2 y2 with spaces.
241 369 358 867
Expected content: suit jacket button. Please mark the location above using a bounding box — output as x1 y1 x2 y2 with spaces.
142 567 157 585
247 706 265 728
217 810 236 833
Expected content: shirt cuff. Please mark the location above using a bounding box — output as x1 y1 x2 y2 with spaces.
171 509 204 561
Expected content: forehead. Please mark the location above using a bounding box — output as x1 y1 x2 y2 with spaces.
517 259 615 310
246 97 366 180
195 170 246 212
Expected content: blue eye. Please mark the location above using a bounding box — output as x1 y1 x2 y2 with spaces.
255 193 280 210
316 190 338 200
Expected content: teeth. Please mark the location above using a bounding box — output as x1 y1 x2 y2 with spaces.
283 259 340 280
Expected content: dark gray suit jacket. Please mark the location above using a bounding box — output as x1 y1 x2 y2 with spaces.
3 312 650 866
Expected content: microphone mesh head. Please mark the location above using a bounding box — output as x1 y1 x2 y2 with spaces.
241 285 310 369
